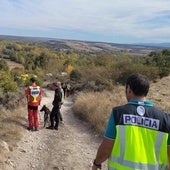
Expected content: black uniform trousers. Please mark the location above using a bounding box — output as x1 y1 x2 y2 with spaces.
50 104 60 128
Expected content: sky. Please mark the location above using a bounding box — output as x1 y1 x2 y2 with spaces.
1 0 170 44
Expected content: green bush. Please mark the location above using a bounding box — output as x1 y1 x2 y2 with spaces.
149 49 170 77
0 71 18 93
116 64 159 84
70 69 82 82
0 59 9 71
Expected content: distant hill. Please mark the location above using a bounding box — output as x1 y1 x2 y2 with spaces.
138 43 170 48
0 34 168 55
40 40 165 55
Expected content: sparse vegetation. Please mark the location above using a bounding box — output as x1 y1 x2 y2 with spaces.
0 40 170 93
73 87 126 134
0 38 170 163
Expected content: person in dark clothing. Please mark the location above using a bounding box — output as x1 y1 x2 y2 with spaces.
46 82 62 130
58 82 65 123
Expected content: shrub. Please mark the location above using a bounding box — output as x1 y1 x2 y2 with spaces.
70 69 82 82
0 71 18 93
117 64 159 85
0 59 9 71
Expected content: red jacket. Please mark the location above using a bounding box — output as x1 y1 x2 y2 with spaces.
25 83 42 106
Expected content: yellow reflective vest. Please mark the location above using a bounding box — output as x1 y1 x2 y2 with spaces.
108 102 170 170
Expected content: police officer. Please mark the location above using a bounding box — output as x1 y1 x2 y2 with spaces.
46 81 62 130
92 73 170 170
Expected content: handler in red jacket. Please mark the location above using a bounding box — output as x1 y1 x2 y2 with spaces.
19 77 42 131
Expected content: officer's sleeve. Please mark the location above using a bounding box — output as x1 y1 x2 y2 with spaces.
104 111 116 140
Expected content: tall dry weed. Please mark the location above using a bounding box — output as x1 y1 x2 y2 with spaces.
73 86 126 134
148 76 170 113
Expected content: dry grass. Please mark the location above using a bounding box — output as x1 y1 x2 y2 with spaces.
73 76 170 135
0 106 27 159
73 86 126 134
148 76 170 113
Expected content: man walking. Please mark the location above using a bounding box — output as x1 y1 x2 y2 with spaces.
92 73 170 170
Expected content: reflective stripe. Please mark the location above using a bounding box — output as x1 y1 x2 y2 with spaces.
109 126 168 170
119 126 125 157
155 132 164 162
109 156 167 169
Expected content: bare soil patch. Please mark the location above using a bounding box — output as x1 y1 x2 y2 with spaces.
5 59 23 70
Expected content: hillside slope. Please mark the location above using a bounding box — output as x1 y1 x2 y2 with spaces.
149 75 170 112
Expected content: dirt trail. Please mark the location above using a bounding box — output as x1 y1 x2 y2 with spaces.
3 89 107 170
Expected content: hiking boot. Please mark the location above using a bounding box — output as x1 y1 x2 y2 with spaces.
34 127 38 131
54 126 58 130
46 126 54 130
54 123 58 130
27 127 33 131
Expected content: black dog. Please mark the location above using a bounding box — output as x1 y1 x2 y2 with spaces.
40 105 51 127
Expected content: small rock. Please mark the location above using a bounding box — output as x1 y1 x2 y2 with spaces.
0 139 10 152
5 159 15 168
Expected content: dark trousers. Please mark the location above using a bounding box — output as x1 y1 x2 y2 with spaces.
50 105 60 128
